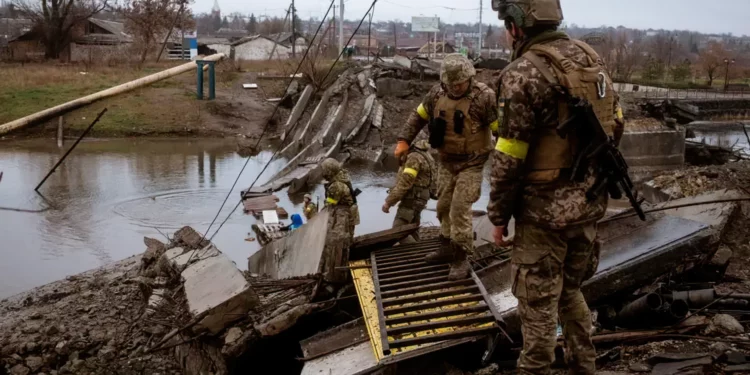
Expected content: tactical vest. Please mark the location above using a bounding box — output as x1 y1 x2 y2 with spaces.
518 40 617 179
432 82 493 157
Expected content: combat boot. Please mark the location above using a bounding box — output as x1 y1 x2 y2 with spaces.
425 235 456 264
448 249 471 280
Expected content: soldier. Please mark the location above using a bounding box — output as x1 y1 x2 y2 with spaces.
303 193 318 220
395 53 498 280
382 140 436 244
488 1 625 374
320 158 360 283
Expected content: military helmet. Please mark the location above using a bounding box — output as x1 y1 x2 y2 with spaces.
492 0 563 28
440 54 476 86
413 139 430 151
321 158 341 180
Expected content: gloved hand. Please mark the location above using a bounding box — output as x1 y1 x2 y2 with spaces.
382 202 391 214
493 226 511 247
394 140 409 159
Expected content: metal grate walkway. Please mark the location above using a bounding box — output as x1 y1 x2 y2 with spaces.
353 238 506 359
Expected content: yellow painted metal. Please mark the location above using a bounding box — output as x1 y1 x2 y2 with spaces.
350 259 495 363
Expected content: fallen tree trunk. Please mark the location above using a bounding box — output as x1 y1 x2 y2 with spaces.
0 53 226 136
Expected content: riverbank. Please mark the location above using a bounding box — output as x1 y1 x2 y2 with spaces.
0 61 293 139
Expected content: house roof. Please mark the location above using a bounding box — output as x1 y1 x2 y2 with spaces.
267 32 306 46
75 18 131 44
88 18 130 40
230 34 293 48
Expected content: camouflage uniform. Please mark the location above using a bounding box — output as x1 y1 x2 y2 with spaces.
303 194 318 221
400 55 498 255
385 141 436 243
321 158 359 283
488 29 625 375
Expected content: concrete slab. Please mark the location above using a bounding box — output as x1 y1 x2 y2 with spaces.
163 247 185 261
247 209 331 279
345 94 377 143
619 126 685 171
281 84 314 141
298 90 332 144
659 189 742 243
301 341 380 375
171 245 220 269
480 215 711 337
181 248 259 334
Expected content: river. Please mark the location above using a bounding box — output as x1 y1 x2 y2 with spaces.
0 139 497 299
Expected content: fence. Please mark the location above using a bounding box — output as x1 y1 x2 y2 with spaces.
614 83 750 100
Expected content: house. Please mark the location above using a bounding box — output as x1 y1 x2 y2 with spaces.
231 34 296 61
69 18 132 63
7 17 132 62
199 37 231 56
7 27 45 61
267 31 308 54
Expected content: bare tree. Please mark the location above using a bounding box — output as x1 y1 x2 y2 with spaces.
699 41 729 86
118 0 191 65
13 0 107 59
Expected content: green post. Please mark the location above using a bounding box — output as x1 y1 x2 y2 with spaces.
196 61 204 100
207 61 216 100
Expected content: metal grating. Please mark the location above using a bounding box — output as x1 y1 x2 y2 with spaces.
364 239 505 356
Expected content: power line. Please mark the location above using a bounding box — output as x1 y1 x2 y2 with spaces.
194 0 337 252
379 0 479 11
207 0 381 242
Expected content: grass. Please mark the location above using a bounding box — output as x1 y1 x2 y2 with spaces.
0 62 220 137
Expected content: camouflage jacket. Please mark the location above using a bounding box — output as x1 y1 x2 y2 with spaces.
399 82 498 168
488 34 624 229
325 170 355 207
385 150 435 208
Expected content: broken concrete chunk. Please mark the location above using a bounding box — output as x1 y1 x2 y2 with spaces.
171 245 220 270
376 77 412 98
703 314 744 336
9 364 30 375
224 327 243 345
25 356 43 371
173 226 209 249
181 247 258 334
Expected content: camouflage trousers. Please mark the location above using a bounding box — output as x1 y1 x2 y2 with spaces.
322 207 355 283
511 222 597 375
436 163 483 253
392 204 424 244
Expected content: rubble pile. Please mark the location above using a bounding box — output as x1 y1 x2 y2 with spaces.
648 161 750 198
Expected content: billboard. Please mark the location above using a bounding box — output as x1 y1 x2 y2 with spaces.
411 16 439 33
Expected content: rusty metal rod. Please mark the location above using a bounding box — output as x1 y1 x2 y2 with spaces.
377 249 436 261
382 285 479 307
378 261 436 273
376 256 429 268
379 264 448 279
35 108 107 192
379 270 449 285
381 279 474 299
388 326 497 348
386 304 487 325
379 275 449 292
388 314 495 336
384 295 484 315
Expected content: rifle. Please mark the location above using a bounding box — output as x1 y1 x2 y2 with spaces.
559 97 646 221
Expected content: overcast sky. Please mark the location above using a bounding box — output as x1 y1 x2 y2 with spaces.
194 0 750 36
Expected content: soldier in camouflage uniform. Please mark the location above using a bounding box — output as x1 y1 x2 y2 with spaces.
303 193 318 220
395 54 498 280
321 158 360 283
382 140 436 244
488 1 626 374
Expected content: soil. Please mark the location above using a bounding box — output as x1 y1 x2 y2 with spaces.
0 255 182 374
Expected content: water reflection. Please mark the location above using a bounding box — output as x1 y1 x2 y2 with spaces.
689 122 750 155
0 139 495 299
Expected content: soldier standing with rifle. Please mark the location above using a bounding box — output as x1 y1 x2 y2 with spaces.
395 54 498 280
488 0 634 374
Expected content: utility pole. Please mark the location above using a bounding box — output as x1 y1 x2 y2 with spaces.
291 0 296 57
339 0 344 54
393 22 398 56
367 6 374 62
478 0 483 57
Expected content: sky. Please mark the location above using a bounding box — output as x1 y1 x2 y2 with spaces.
193 0 750 36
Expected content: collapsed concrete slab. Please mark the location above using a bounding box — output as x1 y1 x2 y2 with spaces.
281 84 314 141
480 214 712 337
346 94 377 143
179 245 259 334
247 209 330 279
658 189 743 244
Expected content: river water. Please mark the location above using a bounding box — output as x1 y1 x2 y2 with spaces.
0 139 497 299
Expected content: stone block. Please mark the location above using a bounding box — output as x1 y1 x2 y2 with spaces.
171 245 220 270
173 226 209 249
182 248 259 334
376 78 412 98
619 126 686 170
